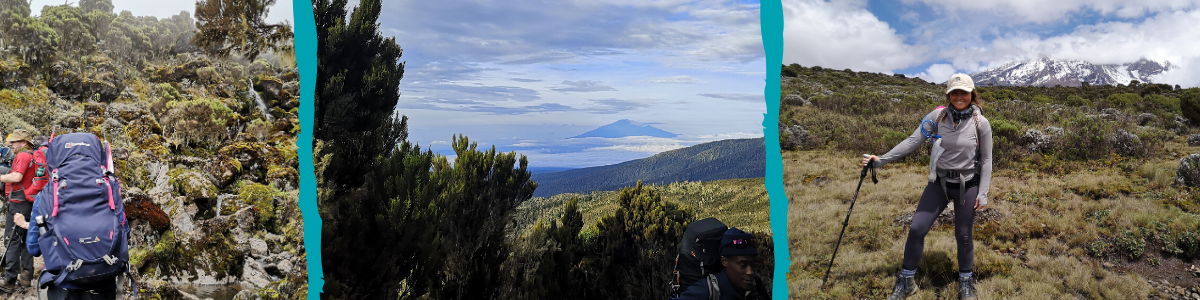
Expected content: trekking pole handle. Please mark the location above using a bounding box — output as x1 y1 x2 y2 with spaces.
861 154 878 184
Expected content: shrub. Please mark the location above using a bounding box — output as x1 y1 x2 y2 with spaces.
1181 89 1200 125
1066 95 1091 107
1106 93 1141 110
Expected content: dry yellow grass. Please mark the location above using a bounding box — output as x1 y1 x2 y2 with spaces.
786 148 1200 299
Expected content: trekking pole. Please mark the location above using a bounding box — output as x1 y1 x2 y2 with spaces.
822 154 878 287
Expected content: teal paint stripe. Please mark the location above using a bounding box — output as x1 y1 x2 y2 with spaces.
292 0 323 298
760 1 788 299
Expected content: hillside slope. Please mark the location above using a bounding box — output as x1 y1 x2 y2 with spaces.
530 137 765 197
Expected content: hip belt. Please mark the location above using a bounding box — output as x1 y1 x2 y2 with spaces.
934 168 977 206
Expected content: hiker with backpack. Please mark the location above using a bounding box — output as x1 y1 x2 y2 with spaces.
673 227 767 300
862 73 993 300
0 129 38 293
22 132 129 300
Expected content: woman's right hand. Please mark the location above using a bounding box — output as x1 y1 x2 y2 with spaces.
860 155 878 167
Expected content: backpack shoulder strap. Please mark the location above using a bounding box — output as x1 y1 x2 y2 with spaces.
707 274 720 300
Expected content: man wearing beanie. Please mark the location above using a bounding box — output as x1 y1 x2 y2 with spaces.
674 227 766 300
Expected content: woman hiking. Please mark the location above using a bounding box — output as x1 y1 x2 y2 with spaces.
862 73 993 300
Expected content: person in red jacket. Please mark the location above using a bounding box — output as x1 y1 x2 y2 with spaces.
0 129 36 293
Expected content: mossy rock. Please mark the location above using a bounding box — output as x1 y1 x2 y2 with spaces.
253 74 284 101
168 169 217 202
125 192 170 232
266 165 297 190
248 59 274 75
0 89 27 108
162 98 241 148
149 219 247 282
0 58 31 88
218 194 244 216
47 61 120 102
218 141 283 177
196 66 223 84
206 155 242 189
256 272 306 300
145 57 213 83
115 152 155 191
124 114 169 156
238 183 276 226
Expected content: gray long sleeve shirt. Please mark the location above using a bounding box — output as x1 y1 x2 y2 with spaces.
876 106 994 205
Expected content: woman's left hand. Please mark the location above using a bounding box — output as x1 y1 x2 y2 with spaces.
974 201 984 211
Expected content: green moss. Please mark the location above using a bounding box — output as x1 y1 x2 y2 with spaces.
167 97 236 127
152 230 176 258
0 89 26 108
239 183 277 226
150 220 247 281
129 246 151 270
169 169 217 201
155 83 182 103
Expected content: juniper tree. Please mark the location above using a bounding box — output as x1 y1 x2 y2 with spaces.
313 0 405 187
193 0 293 61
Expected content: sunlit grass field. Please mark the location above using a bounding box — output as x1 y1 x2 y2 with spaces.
511 178 771 239
782 65 1200 299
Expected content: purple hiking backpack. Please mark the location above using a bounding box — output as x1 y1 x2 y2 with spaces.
34 132 129 288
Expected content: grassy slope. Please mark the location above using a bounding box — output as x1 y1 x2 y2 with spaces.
783 68 1200 299
510 178 771 240
529 138 766 197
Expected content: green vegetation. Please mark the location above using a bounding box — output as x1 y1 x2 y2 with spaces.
315 1 773 297
531 138 765 197
0 0 302 298
783 64 1200 298
193 0 294 61
500 181 774 299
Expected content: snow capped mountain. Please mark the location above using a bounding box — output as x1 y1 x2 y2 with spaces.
971 57 1174 87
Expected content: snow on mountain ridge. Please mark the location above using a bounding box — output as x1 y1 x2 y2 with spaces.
971 58 1173 87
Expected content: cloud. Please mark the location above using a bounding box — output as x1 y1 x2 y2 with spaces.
782 0 928 72
925 8 1200 86
409 61 498 83
587 144 686 153
912 63 959 83
511 78 543 82
902 0 1198 23
642 75 701 84
399 98 573 115
380 0 764 67
697 93 764 103
584 98 652 113
551 80 618 92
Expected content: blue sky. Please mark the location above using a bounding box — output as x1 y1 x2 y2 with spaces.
784 0 1200 87
28 0 293 25
375 0 767 168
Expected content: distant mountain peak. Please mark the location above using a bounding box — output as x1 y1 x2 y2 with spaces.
971 57 1175 87
569 119 678 139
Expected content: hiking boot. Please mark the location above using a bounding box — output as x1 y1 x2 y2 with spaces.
16 273 30 288
959 276 978 300
0 278 16 294
887 273 918 300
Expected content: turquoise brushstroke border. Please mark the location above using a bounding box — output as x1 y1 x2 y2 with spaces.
293 0 322 298
761 1 788 299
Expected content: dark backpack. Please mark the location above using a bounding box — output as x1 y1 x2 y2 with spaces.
671 218 727 298
34 133 129 288
24 145 50 197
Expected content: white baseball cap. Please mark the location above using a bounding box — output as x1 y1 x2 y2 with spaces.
945 73 975 94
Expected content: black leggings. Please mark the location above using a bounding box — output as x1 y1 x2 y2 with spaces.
901 180 978 273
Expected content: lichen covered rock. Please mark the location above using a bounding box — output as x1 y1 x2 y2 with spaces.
169 169 218 203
